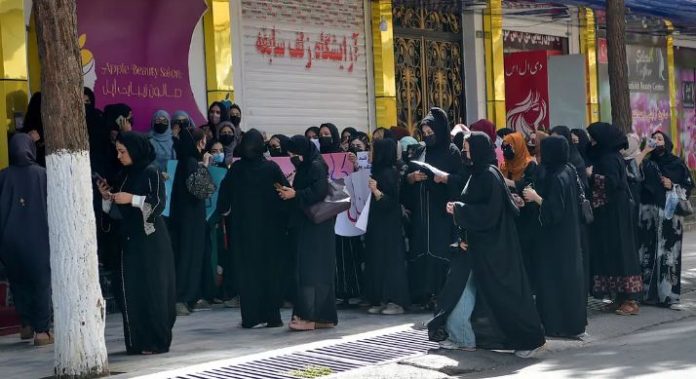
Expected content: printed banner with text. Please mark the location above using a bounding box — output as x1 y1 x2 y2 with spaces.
504 51 550 139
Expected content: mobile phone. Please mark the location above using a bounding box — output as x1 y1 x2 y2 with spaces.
648 138 657 149
92 172 105 183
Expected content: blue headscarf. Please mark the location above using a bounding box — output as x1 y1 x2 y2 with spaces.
149 110 175 170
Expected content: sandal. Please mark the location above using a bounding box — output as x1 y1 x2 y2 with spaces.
34 331 54 347
615 301 640 316
315 322 335 329
289 316 315 331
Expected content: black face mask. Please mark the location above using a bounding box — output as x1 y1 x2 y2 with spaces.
153 123 169 134
291 155 303 168
502 144 515 161
461 151 472 165
424 135 437 147
269 146 283 157
319 136 333 148
230 115 241 126
219 134 235 146
654 145 666 155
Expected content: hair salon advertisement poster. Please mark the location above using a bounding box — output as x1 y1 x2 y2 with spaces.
504 50 550 140
76 0 208 131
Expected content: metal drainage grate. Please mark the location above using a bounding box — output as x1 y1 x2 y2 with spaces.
171 329 438 379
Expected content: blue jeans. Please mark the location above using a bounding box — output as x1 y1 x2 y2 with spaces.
445 273 476 348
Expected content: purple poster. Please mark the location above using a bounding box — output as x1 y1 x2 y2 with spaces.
626 45 671 138
678 68 696 169
77 0 208 131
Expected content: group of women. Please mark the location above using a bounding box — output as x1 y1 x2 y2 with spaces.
3 89 692 357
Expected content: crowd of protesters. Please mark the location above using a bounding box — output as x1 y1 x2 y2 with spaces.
0 91 692 358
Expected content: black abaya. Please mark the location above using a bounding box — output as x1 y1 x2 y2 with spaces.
287 137 337 324
534 137 587 337
364 144 410 308
454 166 545 350
170 129 210 306
217 129 290 327
109 132 176 354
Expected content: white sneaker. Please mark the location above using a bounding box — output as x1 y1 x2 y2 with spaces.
514 344 545 358
224 296 240 308
411 321 428 330
381 303 405 315
368 305 385 314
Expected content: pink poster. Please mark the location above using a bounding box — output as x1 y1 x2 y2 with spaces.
76 0 208 131
270 153 354 183
678 69 696 169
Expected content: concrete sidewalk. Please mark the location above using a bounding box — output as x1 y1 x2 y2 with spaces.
2 233 696 379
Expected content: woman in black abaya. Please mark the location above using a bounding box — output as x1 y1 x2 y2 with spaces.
98 132 176 354
218 129 289 328
278 136 337 331
364 139 410 315
586 122 642 315
403 107 465 308
170 128 212 315
448 132 545 356
523 136 587 338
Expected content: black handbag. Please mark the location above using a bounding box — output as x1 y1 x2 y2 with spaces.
304 179 351 224
675 188 694 217
186 165 216 200
570 164 594 224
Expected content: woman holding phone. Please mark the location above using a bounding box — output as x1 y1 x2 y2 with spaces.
97 132 176 354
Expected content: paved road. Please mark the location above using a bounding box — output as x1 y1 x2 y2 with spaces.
2 234 696 378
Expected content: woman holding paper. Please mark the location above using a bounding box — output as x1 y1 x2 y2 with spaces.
365 139 410 315
403 107 465 309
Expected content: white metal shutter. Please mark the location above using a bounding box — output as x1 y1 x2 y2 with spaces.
237 0 370 137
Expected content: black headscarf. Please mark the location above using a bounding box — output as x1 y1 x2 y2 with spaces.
468 131 496 174
419 107 450 151
270 134 291 157
208 101 229 126
540 135 569 172
286 135 320 168
23 92 43 138
342 127 358 139
178 127 205 162
372 139 397 172
571 128 591 162
551 125 585 167
587 122 627 156
9 133 37 167
649 131 679 168
104 103 132 132
239 129 266 161
319 123 342 153
116 132 156 172
496 127 514 139
84 87 97 111
304 126 320 139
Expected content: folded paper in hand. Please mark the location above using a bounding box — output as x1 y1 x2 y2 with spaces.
409 160 449 178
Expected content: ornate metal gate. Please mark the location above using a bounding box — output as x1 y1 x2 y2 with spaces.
393 0 464 131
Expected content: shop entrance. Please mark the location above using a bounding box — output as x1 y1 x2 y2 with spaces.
393 0 465 132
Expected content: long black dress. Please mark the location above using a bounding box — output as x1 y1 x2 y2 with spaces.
0 134 52 334
404 107 464 305
586 123 642 301
217 129 289 327
534 136 586 337
170 129 208 306
109 132 176 354
639 132 694 305
287 136 338 324
364 139 410 308
452 132 545 351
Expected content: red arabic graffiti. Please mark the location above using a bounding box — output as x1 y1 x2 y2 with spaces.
255 27 360 72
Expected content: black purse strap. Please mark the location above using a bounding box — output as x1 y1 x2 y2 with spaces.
567 164 587 202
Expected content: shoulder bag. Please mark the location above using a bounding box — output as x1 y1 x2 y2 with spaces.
304 178 351 224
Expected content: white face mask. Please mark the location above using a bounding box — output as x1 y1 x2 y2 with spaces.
495 136 503 149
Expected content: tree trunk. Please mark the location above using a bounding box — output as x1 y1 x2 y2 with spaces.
34 1 109 378
606 0 633 134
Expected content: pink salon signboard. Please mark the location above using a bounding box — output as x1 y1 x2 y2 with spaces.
77 0 208 131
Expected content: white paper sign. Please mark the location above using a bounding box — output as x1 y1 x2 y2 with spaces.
335 168 371 237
